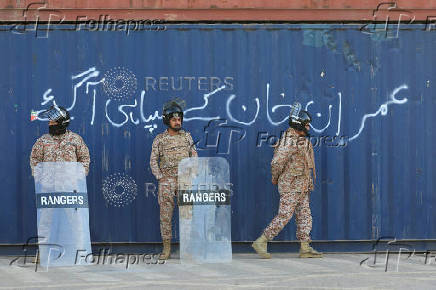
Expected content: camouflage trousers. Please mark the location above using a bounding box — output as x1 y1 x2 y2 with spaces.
158 176 192 241
263 190 312 241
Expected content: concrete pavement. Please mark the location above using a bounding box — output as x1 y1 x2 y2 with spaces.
1 252 435 289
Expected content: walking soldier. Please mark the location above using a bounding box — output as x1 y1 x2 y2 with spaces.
252 103 322 259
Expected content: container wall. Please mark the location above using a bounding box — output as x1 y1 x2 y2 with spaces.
0 24 435 246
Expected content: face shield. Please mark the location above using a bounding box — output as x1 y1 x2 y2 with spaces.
38 105 70 126
39 105 70 135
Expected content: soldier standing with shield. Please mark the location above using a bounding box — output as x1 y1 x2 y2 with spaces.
150 99 197 260
30 104 91 265
252 103 322 259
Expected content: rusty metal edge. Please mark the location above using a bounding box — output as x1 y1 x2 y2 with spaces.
0 8 435 22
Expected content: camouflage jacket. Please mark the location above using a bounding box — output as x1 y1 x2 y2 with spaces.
271 127 316 192
150 129 198 180
30 130 91 176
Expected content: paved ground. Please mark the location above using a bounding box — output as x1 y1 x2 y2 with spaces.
1 252 435 289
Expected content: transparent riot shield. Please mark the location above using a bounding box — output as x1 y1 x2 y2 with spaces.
178 157 232 263
34 162 92 268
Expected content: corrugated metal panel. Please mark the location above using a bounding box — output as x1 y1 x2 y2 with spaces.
1 1 436 21
0 24 435 247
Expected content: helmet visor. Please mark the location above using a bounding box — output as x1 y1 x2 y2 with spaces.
298 111 312 124
38 105 68 122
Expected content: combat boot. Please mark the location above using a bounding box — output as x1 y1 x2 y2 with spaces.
251 234 271 259
299 241 323 258
159 240 171 260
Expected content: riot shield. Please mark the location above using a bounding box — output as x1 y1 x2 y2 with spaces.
34 162 92 268
178 157 232 263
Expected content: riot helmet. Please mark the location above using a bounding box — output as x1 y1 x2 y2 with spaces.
39 104 70 135
162 99 185 130
289 102 312 135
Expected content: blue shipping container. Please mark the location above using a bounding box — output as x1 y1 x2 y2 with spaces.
0 24 435 250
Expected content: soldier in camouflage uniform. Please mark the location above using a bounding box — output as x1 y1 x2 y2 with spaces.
150 99 197 259
30 105 90 264
252 103 322 259
30 105 90 175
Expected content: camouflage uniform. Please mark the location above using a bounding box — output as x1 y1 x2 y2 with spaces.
150 129 197 241
30 130 90 175
263 127 316 241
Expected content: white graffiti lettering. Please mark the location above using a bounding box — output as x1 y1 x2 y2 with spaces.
32 67 409 144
